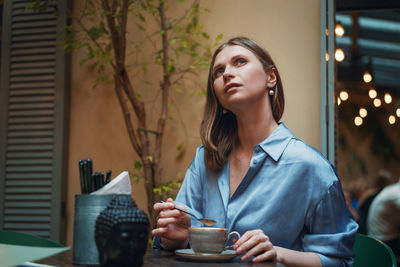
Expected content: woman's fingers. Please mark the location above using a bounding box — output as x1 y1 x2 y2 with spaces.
234 230 267 253
151 226 168 236
153 200 174 212
240 239 274 261
234 229 276 263
252 248 277 262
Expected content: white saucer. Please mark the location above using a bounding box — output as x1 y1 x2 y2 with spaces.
175 248 238 262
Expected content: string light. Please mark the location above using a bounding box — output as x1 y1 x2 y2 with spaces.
388 115 396 125
354 116 363 126
363 71 372 83
359 108 367 118
368 88 377 99
325 53 329 62
337 97 341 106
373 99 382 107
335 24 345 37
339 91 349 101
335 49 345 62
384 93 392 104
397 108 400 117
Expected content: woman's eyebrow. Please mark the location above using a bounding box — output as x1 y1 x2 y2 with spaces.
212 63 223 73
213 54 248 73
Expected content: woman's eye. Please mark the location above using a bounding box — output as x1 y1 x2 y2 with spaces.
236 58 246 66
214 68 224 78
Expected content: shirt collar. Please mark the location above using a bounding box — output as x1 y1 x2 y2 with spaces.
258 123 294 162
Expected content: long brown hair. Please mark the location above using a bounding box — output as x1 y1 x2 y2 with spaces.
200 37 285 171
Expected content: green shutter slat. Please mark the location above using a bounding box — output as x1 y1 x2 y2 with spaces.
5 209 51 215
6 180 52 186
5 194 52 200
8 131 54 138
9 103 55 110
8 110 54 117
6 173 53 179
11 68 55 76
8 125 54 131
3 223 50 230
12 13 56 22
4 201 52 208
11 61 56 68
10 82 55 89
12 34 57 42
7 144 54 151
5 216 51 222
6 159 53 165
6 166 53 172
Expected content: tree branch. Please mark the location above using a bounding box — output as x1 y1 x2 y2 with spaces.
154 1 170 167
114 74 143 157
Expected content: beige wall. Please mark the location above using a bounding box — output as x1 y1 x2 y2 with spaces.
66 0 321 245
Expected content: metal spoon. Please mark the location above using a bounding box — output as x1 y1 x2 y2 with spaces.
160 200 216 226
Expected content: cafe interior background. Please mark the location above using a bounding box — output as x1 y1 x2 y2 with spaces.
0 0 399 246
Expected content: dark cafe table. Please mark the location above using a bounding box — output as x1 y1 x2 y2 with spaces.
37 248 286 267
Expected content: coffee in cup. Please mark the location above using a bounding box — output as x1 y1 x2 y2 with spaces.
189 227 240 254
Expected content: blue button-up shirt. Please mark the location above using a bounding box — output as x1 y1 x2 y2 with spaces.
155 123 358 266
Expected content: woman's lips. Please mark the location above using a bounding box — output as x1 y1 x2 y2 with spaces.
224 83 242 92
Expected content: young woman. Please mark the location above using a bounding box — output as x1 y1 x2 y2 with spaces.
152 37 358 266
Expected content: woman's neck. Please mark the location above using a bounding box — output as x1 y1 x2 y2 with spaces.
235 108 278 151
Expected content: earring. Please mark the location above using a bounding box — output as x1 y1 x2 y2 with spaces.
222 109 227 114
268 89 275 96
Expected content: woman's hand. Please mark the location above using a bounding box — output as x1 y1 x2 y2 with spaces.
151 198 191 250
233 229 277 262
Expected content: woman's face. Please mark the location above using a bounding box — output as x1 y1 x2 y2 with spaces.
212 45 276 113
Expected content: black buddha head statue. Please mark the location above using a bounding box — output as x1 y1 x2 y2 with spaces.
95 195 149 267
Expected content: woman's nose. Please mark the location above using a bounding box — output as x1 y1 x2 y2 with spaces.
223 69 234 82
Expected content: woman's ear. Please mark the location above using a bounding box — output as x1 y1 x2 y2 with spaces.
266 69 277 88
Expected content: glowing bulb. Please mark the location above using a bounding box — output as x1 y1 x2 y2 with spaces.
354 116 363 126
325 53 329 61
397 108 400 117
389 115 396 125
368 88 377 99
363 72 372 83
373 98 382 107
339 91 349 101
359 108 367 118
325 29 329 36
335 24 345 37
337 97 341 106
384 93 392 104
335 49 345 62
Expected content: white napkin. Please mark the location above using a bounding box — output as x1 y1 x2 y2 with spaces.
90 171 131 195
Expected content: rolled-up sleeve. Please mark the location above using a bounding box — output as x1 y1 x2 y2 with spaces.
303 180 358 266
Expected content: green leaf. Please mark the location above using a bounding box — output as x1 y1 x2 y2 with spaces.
176 143 185 160
201 32 210 39
153 188 162 195
137 12 146 22
134 160 142 171
215 33 223 43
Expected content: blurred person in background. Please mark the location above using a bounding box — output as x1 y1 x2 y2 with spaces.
343 188 359 221
367 178 400 264
358 170 396 234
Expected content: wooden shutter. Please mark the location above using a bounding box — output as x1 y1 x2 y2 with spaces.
0 0 69 243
